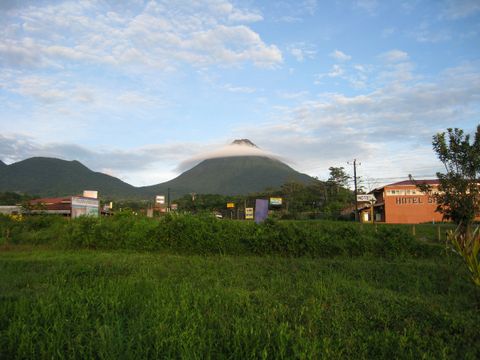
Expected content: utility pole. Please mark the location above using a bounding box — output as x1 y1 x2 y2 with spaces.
167 188 171 212
348 159 361 222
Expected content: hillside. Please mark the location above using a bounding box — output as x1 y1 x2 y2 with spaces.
0 157 138 199
0 144 317 199
140 156 315 198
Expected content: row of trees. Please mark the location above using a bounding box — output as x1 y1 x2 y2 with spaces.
173 167 356 220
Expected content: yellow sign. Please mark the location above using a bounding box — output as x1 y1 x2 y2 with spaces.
227 202 235 208
270 197 282 206
245 207 254 220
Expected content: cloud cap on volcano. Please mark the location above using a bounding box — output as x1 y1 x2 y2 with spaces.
178 139 282 172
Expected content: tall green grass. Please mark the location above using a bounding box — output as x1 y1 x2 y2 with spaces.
0 250 478 359
0 214 442 258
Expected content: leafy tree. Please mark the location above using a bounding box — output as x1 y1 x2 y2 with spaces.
416 125 480 286
424 126 480 235
328 167 351 188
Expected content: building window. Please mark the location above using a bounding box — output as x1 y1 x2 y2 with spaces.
386 189 406 196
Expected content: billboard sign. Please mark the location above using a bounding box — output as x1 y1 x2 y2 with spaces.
227 202 235 208
83 190 98 199
357 194 376 202
270 197 282 206
171 203 178 210
71 196 99 218
155 195 165 205
245 207 254 220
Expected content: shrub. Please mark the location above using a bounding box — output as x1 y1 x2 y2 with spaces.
1 213 442 259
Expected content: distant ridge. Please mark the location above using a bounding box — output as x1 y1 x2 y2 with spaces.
231 139 258 147
0 142 317 199
140 155 315 198
0 157 138 199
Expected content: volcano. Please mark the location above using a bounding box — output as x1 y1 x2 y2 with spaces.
140 140 315 198
0 140 317 199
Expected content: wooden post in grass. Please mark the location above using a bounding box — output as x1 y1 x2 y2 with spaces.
437 225 441 242
412 225 416 237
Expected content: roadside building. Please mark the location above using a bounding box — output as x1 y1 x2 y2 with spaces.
28 193 99 218
0 205 22 215
367 180 442 224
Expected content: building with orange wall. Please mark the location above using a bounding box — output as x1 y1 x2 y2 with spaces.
365 180 443 224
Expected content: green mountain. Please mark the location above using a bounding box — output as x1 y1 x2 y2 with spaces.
0 143 317 200
0 157 138 199
140 156 315 199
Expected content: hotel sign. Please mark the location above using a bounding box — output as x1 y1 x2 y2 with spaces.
357 194 375 202
395 197 437 205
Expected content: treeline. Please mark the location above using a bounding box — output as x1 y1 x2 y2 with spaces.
108 167 358 220
1 166 357 220
0 213 441 258
0 192 37 206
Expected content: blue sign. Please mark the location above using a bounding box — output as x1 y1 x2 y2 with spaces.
255 199 269 224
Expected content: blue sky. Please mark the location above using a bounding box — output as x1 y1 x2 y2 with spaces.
1 0 479 190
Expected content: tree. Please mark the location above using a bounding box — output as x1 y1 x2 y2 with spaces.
417 125 480 286
328 167 351 188
427 126 480 235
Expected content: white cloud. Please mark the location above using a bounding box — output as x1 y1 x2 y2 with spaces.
355 0 379 15
301 0 318 15
0 134 200 185
380 49 409 62
409 21 452 43
228 8 263 23
381 27 396 38
287 42 316 62
271 0 317 22
442 0 480 19
178 141 283 172
277 91 309 100
0 0 282 72
223 84 256 93
330 49 351 61
238 63 480 181
315 64 345 83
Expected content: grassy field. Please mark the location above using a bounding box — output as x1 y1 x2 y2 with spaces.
1 247 479 359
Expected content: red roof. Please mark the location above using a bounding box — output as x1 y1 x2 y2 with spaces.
30 197 71 205
387 179 439 186
371 179 439 193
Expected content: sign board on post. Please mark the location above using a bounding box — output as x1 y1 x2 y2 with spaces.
155 195 165 205
269 197 282 206
71 196 99 218
226 202 235 208
245 207 254 220
357 194 376 202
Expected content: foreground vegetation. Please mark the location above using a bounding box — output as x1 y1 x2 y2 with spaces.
0 214 443 258
0 214 478 358
1 249 479 359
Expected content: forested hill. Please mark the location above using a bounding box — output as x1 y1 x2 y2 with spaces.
0 156 317 200
0 157 138 199
139 156 316 199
